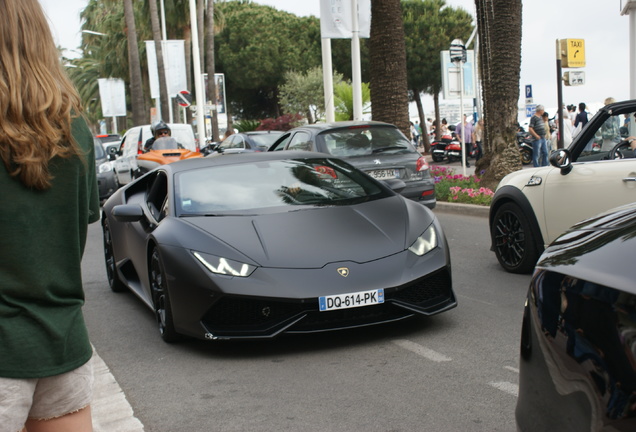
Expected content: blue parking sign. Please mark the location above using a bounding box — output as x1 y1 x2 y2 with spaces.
525 85 533 99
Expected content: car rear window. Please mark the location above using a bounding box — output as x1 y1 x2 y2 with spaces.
317 126 416 157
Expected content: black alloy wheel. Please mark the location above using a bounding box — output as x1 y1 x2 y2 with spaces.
150 248 181 343
102 219 127 292
491 202 539 274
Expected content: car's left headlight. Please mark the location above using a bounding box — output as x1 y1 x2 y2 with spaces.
193 251 256 277
408 225 438 256
98 162 113 173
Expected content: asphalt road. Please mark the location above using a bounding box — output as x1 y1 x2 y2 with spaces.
81 209 532 432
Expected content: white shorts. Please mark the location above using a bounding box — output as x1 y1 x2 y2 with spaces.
0 357 93 432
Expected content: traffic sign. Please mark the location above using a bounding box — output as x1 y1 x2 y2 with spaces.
563 71 585 86
525 104 537 118
177 90 192 107
560 39 585 68
525 85 533 99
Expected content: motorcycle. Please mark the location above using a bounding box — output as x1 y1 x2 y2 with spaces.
516 127 533 165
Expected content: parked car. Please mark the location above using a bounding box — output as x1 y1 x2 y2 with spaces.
268 122 435 208
209 130 284 155
516 203 636 431
101 151 456 342
94 138 118 201
114 123 197 186
136 136 202 176
489 99 636 273
95 133 122 158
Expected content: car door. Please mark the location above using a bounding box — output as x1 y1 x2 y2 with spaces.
542 158 636 243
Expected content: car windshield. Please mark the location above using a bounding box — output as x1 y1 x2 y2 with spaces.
175 158 391 215
317 126 415 157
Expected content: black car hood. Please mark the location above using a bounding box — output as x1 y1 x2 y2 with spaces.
536 205 636 294
182 197 434 268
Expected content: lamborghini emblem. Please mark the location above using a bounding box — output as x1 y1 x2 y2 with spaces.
337 267 349 277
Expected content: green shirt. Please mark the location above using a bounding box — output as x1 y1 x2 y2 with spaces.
0 116 100 378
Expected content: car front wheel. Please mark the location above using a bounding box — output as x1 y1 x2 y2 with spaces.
491 202 539 274
102 219 127 292
150 247 181 343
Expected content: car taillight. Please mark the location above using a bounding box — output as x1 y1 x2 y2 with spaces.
137 140 143 155
421 190 434 197
416 156 429 172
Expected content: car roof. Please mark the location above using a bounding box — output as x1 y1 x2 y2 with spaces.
284 121 397 132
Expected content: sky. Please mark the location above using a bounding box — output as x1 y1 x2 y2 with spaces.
39 0 633 117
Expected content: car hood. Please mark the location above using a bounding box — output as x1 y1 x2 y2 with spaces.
536 204 636 294
182 197 434 268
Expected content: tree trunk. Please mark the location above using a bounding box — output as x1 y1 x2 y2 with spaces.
149 0 170 121
475 0 523 189
369 0 410 137
205 0 220 141
123 0 146 125
413 90 430 152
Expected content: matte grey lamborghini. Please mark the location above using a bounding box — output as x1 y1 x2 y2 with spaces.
101 151 456 342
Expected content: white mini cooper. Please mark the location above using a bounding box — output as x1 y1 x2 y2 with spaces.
489 99 636 273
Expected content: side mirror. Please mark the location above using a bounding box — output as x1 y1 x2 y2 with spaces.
549 149 573 175
382 178 406 194
111 204 144 222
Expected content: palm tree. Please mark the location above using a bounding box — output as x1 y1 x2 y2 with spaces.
474 0 523 188
369 0 410 137
124 0 146 125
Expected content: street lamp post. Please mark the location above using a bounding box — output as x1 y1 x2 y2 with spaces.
450 39 467 176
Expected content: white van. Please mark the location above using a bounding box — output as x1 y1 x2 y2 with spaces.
114 123 197 185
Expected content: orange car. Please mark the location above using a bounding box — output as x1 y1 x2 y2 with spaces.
137 137 202 175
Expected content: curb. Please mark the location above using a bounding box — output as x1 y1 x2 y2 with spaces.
433 201 489 218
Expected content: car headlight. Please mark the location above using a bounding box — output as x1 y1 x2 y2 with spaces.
98 162 113 173
192 251 256 277
408 225 438 256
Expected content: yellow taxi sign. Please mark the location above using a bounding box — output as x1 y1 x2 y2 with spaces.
560 39 585 68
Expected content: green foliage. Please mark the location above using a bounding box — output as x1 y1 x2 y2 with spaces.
431 166 494 206
334 82 371 121
233 119 261 132
402 0 474 95
279 67 344 123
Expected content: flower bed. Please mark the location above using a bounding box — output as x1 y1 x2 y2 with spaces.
431 165 494 206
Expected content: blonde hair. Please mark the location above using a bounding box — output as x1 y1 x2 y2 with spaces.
0 0 84 190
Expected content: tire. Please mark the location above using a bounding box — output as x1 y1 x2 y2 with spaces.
520 147 532 165
150 248 181 343
491 202 539 274
102 219 127 293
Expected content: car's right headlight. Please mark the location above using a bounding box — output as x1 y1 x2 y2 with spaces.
98 162 113 173
408 225 438 256
192 251 256 277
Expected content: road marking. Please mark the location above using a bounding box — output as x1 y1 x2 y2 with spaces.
392 339 452 362
505 366 519 374
489 381 519 396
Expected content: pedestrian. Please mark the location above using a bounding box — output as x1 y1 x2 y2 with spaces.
0 0 100 431
600 97 621 151
573 102 588 138
561 108 573 148
542 111 557 151
472 119 484 161
455 115 474 167
529 105 549 166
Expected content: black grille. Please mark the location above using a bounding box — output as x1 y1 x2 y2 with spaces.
390 269 453 309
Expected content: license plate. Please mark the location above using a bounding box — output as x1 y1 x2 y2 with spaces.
368 169 398 180
319 289 385 311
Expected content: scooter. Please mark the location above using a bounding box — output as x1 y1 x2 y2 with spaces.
431 134 455 162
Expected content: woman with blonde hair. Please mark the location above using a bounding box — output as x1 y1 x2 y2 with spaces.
0 0 99 431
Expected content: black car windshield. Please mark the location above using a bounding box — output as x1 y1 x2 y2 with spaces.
317 126 415 157
250 133 283 148
175 158 391 215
